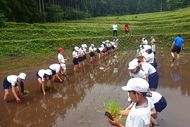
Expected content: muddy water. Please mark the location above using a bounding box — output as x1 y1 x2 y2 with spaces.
0 50 190 127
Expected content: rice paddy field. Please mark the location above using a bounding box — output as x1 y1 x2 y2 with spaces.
1 6 190 127
0 7 190 57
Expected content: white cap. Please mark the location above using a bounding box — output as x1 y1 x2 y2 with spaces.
81 44 85 48
102 41 105 44
91 44 94 47
60 63 66 70
142 38 148 45
128 60 138 70
45 69 52 75
143 45 151 50
122 78 149 92
105 40 109 43
74 46 79 51
18 73 26 80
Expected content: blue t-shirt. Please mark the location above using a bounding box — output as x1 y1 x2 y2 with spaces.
174 36 184 47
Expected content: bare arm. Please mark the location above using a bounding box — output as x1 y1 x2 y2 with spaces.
109 120 124 127
12 87 21 102
120 102 134 115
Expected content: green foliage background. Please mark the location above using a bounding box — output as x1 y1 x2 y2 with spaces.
0 7 190 57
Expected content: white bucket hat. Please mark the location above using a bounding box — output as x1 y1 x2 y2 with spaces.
128 60 138 70
18 73 26 80
122 78 149 92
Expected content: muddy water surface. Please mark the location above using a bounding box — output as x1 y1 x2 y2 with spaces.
0 50 190 127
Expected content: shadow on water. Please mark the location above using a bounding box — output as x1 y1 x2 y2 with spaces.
0 50 190 127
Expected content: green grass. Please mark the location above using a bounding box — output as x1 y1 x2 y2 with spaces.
0 7 190 57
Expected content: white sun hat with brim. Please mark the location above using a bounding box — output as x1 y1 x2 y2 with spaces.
128 60 139 70
18 73 26 80
60 63 66 70
74 46 79 51
105 40 109 43
122 78 149 92
45 69 52 76
143 45 151 51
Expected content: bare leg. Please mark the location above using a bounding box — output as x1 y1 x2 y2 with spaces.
3 89 9 102
171 52 175 62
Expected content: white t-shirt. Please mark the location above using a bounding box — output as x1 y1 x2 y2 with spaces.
98 47 104 52
78 48 84 56
141 62 156 75
72 50 78 58
38 69 46 81
142 52 155 64
125 98 154 127
82 48 87 54
112 24 118 30
150 91 162 104
89 46 93 52
58 53 65 64
130 70 146 79
49 64 61 73
7 75 18 87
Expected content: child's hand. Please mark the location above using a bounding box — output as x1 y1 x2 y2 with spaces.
16 98 21 103
108 119 123 127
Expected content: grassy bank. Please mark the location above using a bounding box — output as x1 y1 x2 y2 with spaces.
0 7 190 57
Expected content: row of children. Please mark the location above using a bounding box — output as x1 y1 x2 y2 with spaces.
72 39 119 72
107 37 167 127
2 39 120 102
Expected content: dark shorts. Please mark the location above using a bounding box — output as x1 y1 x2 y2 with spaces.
78 56 83 62
73 58 79 65
103 48 107 53
154 96 167 112
3 78 18 89
112 46 115 50
107 47 111 51
96 49 100 53
90 52 95 57
171 45 181 54
83 55 87 60
36 72 41 79
148 72 159 89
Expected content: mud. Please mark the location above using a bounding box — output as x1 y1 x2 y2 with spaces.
0 50 190 127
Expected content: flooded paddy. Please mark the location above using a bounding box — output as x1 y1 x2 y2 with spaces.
0 50 190 127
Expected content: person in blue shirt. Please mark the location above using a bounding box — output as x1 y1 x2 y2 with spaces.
171 34 184 62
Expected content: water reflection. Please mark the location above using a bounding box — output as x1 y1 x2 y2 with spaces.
170 61 182 82
1 51 190 127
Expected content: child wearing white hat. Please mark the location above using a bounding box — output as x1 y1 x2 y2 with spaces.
49 63 66 82
2 73 26 103
108 78 156 127
36 69 52 95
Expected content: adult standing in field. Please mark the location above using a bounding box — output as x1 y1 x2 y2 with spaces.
112 22 118 37
124 24 129 36
2 73 26 103
171 34 184 62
